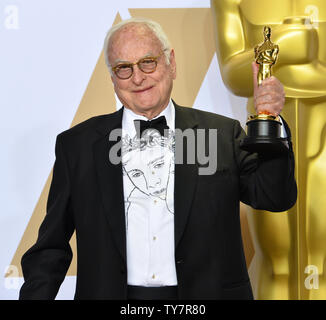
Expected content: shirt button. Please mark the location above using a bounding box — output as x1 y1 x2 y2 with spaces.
154 200 157 204
152 274 156 279
153 236 157 241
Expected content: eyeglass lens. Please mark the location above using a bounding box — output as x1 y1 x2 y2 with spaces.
114 57 158 79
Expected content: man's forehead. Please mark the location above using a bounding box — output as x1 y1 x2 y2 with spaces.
112 52 156 64
118 23 153 36
112 24 158 47
108 24 160 58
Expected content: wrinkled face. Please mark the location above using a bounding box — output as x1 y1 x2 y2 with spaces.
107 24 176 117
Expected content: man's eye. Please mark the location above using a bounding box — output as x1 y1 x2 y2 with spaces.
130 170 143 178
141 59 155 64
117 64 131 70
153 161 164 169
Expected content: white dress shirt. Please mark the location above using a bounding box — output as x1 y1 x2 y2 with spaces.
121 100 178 287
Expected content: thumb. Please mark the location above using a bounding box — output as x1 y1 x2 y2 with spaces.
251 61 259 92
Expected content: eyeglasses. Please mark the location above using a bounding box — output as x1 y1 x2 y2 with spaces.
111 51 166 80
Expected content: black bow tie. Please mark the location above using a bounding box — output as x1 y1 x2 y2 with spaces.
134 116 169 138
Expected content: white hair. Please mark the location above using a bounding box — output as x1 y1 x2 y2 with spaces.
103 17 172 75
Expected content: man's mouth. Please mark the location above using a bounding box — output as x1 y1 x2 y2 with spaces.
151 188 166 196
133 86 153 93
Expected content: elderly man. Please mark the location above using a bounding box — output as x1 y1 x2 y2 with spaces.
19 18 297 300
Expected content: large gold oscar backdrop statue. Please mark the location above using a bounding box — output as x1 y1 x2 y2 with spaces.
211 0 326 300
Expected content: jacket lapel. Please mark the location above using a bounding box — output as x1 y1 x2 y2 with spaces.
174 104 199 249
93 108 126 262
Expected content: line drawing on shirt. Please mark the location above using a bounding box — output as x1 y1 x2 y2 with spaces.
122 129 175 229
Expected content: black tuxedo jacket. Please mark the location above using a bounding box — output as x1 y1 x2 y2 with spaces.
19 103 297 300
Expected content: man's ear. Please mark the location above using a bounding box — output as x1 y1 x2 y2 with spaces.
169 49 177 79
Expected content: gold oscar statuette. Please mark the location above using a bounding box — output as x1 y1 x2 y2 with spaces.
240 26 288 153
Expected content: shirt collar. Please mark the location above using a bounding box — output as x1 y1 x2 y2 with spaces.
122 100 175 137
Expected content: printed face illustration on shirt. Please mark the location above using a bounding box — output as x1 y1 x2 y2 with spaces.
122 132 174 200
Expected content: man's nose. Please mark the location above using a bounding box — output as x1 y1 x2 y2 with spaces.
131 65 146 85
149 177 161 188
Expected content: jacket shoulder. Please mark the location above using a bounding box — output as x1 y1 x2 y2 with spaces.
176 104 240 128
58 115 105 137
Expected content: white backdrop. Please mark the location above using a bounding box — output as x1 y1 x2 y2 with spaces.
0 0 247 300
